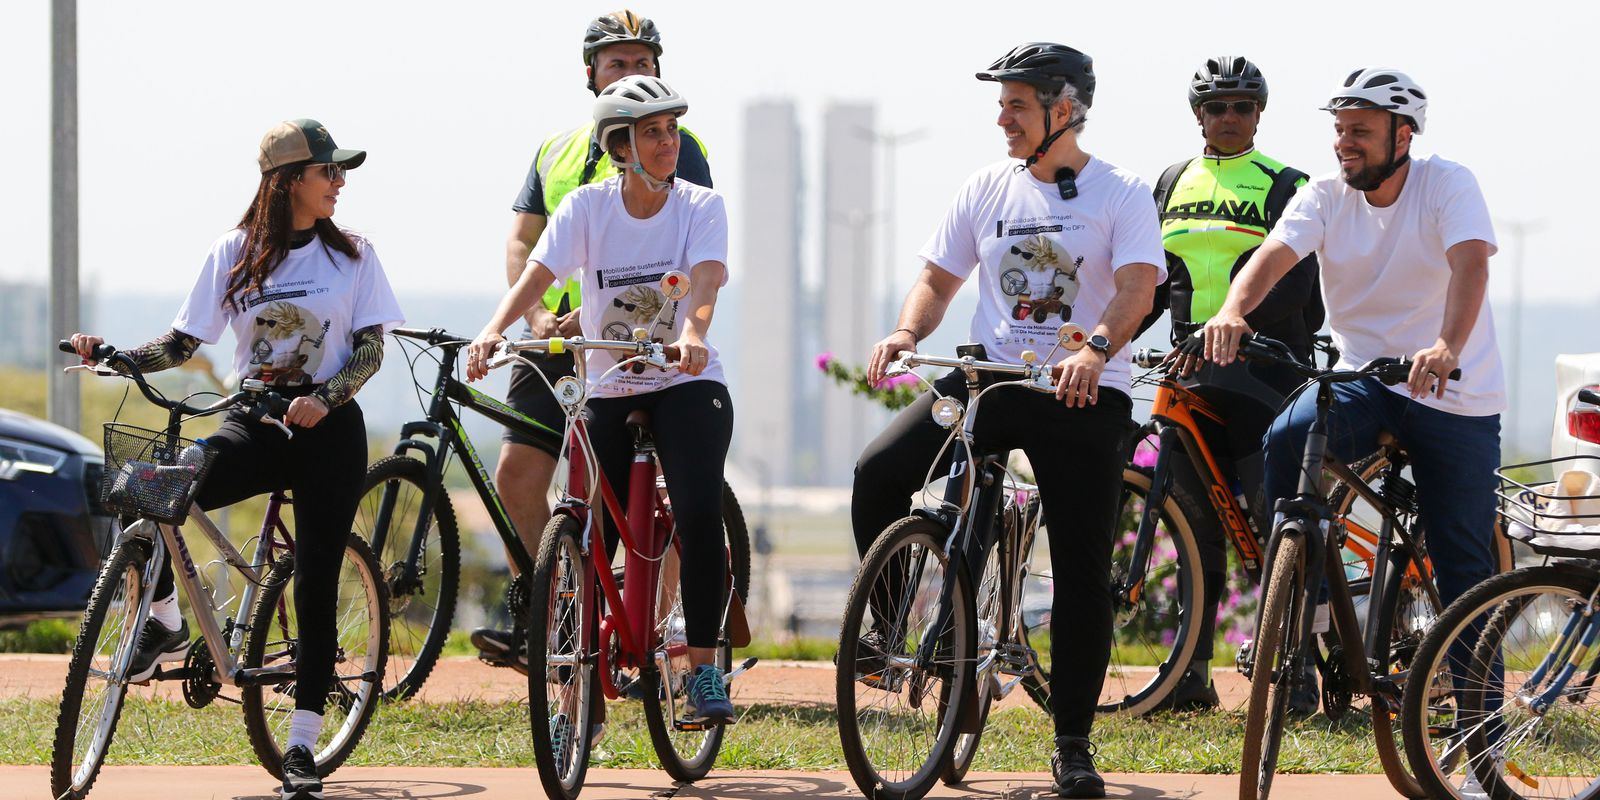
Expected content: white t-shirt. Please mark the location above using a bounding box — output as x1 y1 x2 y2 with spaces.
532 178 729 397
918 157 1166 395
1270 155 1504 416
174 228 404 387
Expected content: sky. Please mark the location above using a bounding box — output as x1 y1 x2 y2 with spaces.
2 0 1597 313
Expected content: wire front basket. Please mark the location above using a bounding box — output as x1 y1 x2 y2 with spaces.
1495 454 1600 559
101 423 218 525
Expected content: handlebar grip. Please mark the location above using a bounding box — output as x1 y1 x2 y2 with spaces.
662 345 682 362
1580 388 1600 406
59 339 116 361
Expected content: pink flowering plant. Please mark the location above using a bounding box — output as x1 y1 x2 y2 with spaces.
816 352 924 410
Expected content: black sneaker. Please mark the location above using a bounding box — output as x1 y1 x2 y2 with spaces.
848 629 892 688
1051 736 1106 798
1288 658 1320 716
471 627 528 674
280 744 323 799
126 618 190 683
1152 668 1220 713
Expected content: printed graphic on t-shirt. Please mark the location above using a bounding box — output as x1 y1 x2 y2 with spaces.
594 261 680 343
242 299 330 387
994 232 1083 343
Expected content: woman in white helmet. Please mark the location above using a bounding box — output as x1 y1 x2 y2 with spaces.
467 75 737 725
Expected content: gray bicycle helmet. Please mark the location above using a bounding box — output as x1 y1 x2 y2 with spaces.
1189 56 1268 110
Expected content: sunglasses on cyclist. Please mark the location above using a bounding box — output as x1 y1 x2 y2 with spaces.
304 163 346 182
1201 100 1259 116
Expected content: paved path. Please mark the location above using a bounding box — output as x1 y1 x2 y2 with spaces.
6 766 1397 799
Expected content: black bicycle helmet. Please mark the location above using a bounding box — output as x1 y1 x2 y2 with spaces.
582 10 662 65
1189 56 1268 110
976 42 1096 108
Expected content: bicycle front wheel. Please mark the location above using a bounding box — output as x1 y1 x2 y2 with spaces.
527 514 598 800
241 533 388 779
1402 562 1600 800
1098 465 1205 715
944 535 1002 784
836 516 974 800
50 536 152 800
1241 525 1311 800
639 483 752 783
354 455 461 701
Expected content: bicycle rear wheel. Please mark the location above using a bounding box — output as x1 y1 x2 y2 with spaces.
50 536 152 800
241 533 388 779
1402 563 1600 800
527 514 597 800
354 454 461 701
836 516 974 800
1241 525 1310 800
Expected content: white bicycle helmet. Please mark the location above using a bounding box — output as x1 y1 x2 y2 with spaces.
592 75 688 152
1320 67 1427 133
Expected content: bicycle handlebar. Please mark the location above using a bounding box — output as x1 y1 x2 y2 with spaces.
1131 334 1458 388
391 327 474 347
59 339 293 431
494 336 682 367
889 351 1066 385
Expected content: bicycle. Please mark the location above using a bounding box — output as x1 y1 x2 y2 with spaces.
834 325 1080 800
1400 448 1600 800
484 270 753 800
1094 337 1512 716
358 311 749 701
49 342 388 800
1235 334 1467 800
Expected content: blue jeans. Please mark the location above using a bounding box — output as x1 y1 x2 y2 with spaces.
1263 377 1501 612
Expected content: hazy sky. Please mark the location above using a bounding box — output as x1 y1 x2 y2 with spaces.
2 0 1596 314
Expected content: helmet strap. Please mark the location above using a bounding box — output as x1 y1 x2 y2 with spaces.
1020 99 1084 171
1370 113 1410 187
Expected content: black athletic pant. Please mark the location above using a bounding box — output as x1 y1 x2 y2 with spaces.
152 392 366 715
585 380 733 650
852 369 1135 739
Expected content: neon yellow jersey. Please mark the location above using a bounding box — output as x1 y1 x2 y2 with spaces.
528 122 710 312
1159 149 1305 321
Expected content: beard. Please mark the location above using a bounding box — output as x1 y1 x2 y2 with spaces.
1341 159 1389 192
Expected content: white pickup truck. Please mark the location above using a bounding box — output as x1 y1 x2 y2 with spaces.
1552 353 1600 457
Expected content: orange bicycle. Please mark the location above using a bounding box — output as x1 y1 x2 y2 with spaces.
1092 337 1511 716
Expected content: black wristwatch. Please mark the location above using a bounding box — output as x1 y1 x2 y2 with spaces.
1087 334 1112 362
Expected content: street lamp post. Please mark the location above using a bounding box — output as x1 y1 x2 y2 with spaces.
48 0 80 431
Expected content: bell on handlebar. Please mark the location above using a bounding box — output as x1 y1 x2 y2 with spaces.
632 327 649 342
659 271 691 301
1058 323 1088 351
241 379 266 392
1020 350 1037 364
930 397 963 429
553 376 584 410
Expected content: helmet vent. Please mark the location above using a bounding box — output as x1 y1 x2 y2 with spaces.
1361 74 1399 89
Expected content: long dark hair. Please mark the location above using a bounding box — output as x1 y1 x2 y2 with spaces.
222 164 360 312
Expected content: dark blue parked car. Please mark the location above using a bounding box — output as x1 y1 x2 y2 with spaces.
0 408 119 629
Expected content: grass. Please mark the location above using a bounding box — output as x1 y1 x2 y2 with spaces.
0 620 76 654
0 695 1390 773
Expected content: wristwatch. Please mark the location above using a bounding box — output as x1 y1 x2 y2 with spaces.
1087 334 1112 362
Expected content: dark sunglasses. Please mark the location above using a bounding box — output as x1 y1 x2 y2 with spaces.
1009 245 1035 260
1201 100 1259 116
612 297 638 312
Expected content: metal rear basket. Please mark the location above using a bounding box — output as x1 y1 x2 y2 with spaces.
101 423 218 525
1496 454 1600 558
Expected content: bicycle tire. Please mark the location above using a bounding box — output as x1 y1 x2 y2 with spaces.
836 515 975 800
241 533 388 779
1241 525 1310 800
527 514 598 800
943 540 1001 783
50 535 152 800
355 454 461 702
1062 465 1204 716
1366 542 1437 799
639 482 753 783
1401 562 1600 800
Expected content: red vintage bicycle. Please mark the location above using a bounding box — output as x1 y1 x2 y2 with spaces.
486 272 754 800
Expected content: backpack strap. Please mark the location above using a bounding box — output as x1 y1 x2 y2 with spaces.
1263 165 1308 231
1152 158 1194 219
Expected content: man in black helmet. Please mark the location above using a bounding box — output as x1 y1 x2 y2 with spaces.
473 8 714 669
1142 56 1323 714
852 42 1162 799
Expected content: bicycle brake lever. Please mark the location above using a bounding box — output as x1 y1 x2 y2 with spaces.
263 415 294 439
64 364 120 377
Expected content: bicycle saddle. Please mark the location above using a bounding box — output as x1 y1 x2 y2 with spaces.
625 409 654 443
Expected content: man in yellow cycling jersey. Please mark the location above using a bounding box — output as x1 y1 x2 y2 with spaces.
474 8 713 667
1144 56 1322 712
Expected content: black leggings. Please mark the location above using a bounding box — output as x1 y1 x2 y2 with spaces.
152 396 367 715
586 380 734 649
852 369 1135 739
